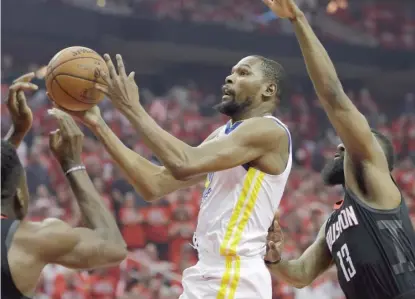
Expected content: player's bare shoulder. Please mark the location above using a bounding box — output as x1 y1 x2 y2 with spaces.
245 117 290 175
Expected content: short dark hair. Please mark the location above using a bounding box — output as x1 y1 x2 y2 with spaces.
253 55 287 101
1 140 23 204
371 129 395 171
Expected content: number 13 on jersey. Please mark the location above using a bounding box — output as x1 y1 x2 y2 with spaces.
337 244 357 282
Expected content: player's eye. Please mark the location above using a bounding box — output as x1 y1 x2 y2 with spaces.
239 70 248 76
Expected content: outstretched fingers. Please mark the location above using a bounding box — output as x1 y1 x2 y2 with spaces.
103 54 118 80
116 54 127 78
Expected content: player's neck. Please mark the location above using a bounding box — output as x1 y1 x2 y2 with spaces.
231 107 272 123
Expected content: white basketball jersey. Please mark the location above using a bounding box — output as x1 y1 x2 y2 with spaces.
193 115 292 258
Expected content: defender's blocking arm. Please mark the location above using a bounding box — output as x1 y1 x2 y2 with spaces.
263 0 388 170
266 220 333 288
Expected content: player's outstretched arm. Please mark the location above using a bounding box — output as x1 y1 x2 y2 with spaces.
264 0 388 170
22 109 127 269
265 216 333 288
89 114 207 199
94 54 287 180
125 113 285 180
4 73 39 219
49 105 208 201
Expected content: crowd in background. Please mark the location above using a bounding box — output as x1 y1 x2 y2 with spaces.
58 0 415 49
329 1 415 49
1 58 414 299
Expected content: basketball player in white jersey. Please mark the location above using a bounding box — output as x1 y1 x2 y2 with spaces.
57 54 292 298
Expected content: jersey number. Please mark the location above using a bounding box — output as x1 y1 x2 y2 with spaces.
337 244 356 282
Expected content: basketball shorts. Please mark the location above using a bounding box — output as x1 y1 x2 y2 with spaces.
179 254 272 299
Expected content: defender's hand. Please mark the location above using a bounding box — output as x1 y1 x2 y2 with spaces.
264 211 284 264
47 92 103 129
262 0 302 20
94 54 140 114
48 108 84 170
6 72 38 146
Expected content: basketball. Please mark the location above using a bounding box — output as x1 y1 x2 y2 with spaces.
45 46 108 111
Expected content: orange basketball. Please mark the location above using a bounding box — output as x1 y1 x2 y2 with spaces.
45 46 108 111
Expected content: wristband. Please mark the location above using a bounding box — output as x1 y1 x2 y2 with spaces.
65 165 86 176
265 258 281 265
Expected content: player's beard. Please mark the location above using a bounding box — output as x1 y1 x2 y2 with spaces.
214 95 252 117
321 156 345 186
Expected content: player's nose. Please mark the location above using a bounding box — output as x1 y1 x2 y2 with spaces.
225 75 234 84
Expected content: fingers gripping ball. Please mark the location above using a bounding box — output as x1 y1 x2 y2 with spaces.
45 47 108 111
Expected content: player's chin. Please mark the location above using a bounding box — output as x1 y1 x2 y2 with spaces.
321 159 345 186
214 98 235 114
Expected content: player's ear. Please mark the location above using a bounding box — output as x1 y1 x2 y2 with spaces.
262 83 277 100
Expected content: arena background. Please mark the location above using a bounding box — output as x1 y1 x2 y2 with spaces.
1 0 414 298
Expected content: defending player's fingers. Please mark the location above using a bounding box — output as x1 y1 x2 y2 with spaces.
58 112 83 140
267 230 281 243
269 241 282 261
48 129 61 151
116 54 127 78
9 82 38 93
268 228 284 245
272 213 282 233
48 108 71 138
7 90 19 115
16 91 30 113
12 72 35 84
268 241 278 251
274 210 281 223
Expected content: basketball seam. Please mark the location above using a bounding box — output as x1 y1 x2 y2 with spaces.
54 73 106 85
53 78 97 104
45 57 104 81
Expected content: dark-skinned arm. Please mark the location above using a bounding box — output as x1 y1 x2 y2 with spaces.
29 168 128 269
290 12 388 170
27 110 128 269
54 168 127 268
4 74 39 218
4 125 25 148
121 111 284 180
267 221 333 288
65 169 126 247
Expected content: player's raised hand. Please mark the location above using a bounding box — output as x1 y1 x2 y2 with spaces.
6 72 38 146
264 211 284 264
48 108 84 170
262 0 302 20
94 54 140 115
